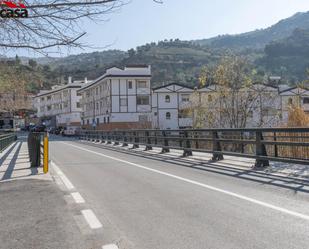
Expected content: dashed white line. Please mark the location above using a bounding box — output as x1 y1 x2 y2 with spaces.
81 209 103 229
71 192 85 203
51 161 75 190
102 244 119 249
62 142 309 222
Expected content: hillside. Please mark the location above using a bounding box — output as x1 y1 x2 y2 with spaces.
9 10 309 91
193 11 309 50
258 28 309 83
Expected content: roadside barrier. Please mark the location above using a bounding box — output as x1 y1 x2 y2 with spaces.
27 132 49 173
78 128 309 167
0 133 17 153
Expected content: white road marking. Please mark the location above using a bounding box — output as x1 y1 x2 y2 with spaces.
81 209 103 229
63 142 309 222
51 161 75 190
71 192 85 204
102 244 119 249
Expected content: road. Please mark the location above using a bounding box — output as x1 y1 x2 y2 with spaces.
50 137 309 249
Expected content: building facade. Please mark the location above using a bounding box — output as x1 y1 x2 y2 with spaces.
151 83 194 129
33 78 88 128
79 65 152 130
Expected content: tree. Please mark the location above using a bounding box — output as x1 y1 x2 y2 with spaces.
0 0 162 53
28 59 37 69
194 56 278 128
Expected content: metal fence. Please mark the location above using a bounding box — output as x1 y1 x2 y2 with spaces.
78 128 309 167
0 133 17 153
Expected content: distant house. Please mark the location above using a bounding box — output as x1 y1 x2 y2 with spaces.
151 83 194 129
279 86 309 121
33 77 89 128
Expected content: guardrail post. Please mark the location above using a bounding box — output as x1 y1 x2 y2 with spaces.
161 130 170 153
145 131 152 151
255 131 269 168
114 131 119 145
96 131 100 142
274 132 278 158
132 131 139 149
99 131 104 143
122 131 128 147
212 131 223 161
183 130 192 157
107 132 112 144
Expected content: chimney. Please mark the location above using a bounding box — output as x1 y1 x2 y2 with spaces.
68 76 72 84
84 77 88 84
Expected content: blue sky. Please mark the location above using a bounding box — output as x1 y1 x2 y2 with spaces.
18 0 309 56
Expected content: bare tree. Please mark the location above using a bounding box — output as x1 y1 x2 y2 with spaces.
0 0 161 53
195 56 282 129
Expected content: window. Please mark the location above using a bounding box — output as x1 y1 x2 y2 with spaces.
107 117 110 123
47 105 52 111
166 112 171 120
208 95 213 102
137 95 149 105
97 118 100 125
120 98 127 106
87 119 89 125
104 117 106 123
137 80 147 88
181 94 190 102
96 102 99 110
303 97 309 104
76 102 81 108
64 102 68 108
128 81 133 89
96 87 99 95
139 115 148 122
41 97 45 101
288 98 293 105
165 95 170 103
47 96 51 100
154 112 158 116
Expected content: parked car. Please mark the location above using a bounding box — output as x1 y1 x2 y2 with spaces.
63 127 78 136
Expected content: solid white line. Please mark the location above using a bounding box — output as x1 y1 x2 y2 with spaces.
62 142 309 222
50 161 75 190
71 192 85 204
81 209 103 229
102 244 119 249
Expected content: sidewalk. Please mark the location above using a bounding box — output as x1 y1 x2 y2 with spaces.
0 138 93 249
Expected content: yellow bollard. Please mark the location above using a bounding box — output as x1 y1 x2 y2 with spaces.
43 135 49 174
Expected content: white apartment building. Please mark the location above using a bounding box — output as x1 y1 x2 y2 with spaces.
34 77 89 128
78 65 152 130
279 86 309 121
151 83 194 129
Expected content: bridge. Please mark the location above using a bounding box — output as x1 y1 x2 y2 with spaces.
0 128 309 249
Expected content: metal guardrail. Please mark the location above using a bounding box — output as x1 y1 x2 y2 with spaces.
27 132 49 173
78 128 309 167
0 133 17 153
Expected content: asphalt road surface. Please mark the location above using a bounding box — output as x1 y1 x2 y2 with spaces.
50 137 309 249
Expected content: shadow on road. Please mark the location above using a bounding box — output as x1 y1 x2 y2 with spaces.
74 139 309 195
